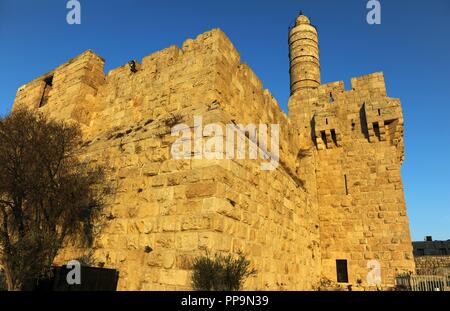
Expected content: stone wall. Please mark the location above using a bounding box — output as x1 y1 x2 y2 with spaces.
415 256 450 275
12 29 321 290
11 22 415 290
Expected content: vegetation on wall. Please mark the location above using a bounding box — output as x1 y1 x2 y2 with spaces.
191 251 257 291
0 108 108 291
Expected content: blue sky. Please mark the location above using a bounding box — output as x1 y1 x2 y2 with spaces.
0 0 449 241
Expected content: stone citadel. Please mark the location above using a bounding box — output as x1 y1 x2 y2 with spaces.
12 13 415 290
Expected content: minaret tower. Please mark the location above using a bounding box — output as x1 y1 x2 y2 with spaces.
289 13 321 95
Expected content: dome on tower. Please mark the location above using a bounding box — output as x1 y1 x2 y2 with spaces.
296 14 311 25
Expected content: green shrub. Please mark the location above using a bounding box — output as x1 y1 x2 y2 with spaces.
191 252 257 291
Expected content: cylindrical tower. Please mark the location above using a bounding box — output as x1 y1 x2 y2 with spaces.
289 13 321 95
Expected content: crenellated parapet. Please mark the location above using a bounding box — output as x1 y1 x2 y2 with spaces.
289 71 404 155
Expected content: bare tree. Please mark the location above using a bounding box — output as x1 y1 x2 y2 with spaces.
0 108 106 291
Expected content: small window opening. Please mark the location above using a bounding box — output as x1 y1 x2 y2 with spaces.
344 174 349 195
329 92 334 103
39 75 53 107
351 119 356 131
378 109 381 116
325 118 328 125
336 259 349 283
44 76 53 87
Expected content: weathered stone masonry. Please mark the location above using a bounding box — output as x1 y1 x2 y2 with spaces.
12 13 415 290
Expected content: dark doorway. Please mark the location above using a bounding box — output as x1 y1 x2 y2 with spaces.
336 259 349 283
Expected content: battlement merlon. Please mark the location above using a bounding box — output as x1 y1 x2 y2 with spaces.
289 72 387 108
13 49 106 102
288 72 399 121
12 50 106 124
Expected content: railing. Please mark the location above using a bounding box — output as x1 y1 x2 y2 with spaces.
396 274 449 291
